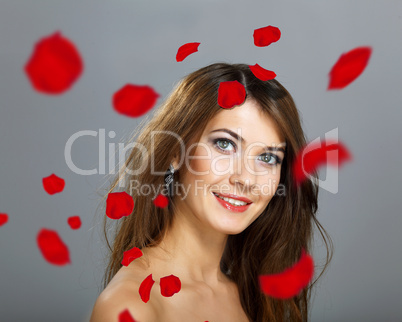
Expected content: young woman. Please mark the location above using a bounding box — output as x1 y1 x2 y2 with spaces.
90 63 333 322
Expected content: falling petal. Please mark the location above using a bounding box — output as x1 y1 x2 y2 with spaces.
293 140 352 186
0 213 9 226
328 46 372 90
139 274 155 303
253 25 281 47
122 247 143 266
24 31 83 94
37 228 71 265
42 173 65 195
176 42 200 62
249 64 276 81
259 249 314 299
153 194 169 208
160 274 181 297
67 216 81 229
106 192 134 220
217 80 246 109
113 84 159 118
118 308 136 322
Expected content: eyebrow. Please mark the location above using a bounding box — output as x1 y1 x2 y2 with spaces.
209 128 286 153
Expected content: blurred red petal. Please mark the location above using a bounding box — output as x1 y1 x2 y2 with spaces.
160 274 181 297
67 216 81 229
0 213 9 226
24 31 83 94
122 247 143 266
259 248 314 299
118 308 136 322
293 140 352 186
176 42 200 62
106 192 134 220
42 173 65 195
253 25 281 47
139 274 155 303
37 228 71 265
217 80 246 109
249 64 276 81
328 46 372 90
325 141 352 167
113 84 159 118
153 194 169 208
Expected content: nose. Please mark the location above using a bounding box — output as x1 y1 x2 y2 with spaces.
229 154 257 189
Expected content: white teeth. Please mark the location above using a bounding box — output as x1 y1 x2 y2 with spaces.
214 193 248 206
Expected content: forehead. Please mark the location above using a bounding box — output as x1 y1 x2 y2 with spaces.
203 99 285 145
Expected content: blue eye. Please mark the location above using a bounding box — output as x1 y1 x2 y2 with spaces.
258 154 281 165
213 138 236 152
212 138 282 166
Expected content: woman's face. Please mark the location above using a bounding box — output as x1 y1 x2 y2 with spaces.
172 99 286 235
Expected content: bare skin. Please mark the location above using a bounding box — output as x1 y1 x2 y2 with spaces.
106 247 249 322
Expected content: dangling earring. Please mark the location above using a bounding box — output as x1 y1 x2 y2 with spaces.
164 163 175 197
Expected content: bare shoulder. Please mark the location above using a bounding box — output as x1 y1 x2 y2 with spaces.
90 261 161 322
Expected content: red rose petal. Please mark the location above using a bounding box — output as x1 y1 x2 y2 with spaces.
67 216 81 229
139 274 155 303
153 194 169 208
259 248 314 299
176 42 200 62
106 192 135 220
217 80 246 109
37 228 71 266
113 84 159 118
122 247 143 266
118 308 136 322
293 140 352 186
24 31 83 94
160 274 181 297
0 213 9 226
328 46 372 90
42 173 65 195
253 25 281 47
249 64 276 81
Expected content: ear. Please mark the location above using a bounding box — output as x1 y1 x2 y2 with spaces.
171 154 180 171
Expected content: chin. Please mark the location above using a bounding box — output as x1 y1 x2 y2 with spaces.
212 220 250 235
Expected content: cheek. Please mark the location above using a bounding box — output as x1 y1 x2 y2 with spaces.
254 165 282 199
187 145 213 175
270 166 282 186
188 145 230 175
189 157 211 174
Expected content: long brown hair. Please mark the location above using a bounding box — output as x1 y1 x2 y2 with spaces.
96 63 333 321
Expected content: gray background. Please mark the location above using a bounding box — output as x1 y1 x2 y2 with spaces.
1 0 401 321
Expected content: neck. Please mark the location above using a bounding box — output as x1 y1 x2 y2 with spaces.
143 205 229 287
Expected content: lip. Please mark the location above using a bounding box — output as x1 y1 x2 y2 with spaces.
212 192 252 213
212 192 253 204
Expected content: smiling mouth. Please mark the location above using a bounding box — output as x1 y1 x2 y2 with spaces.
212 192 253 206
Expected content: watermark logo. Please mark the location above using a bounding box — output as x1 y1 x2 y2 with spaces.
300 127 339 194
64 127 342 194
